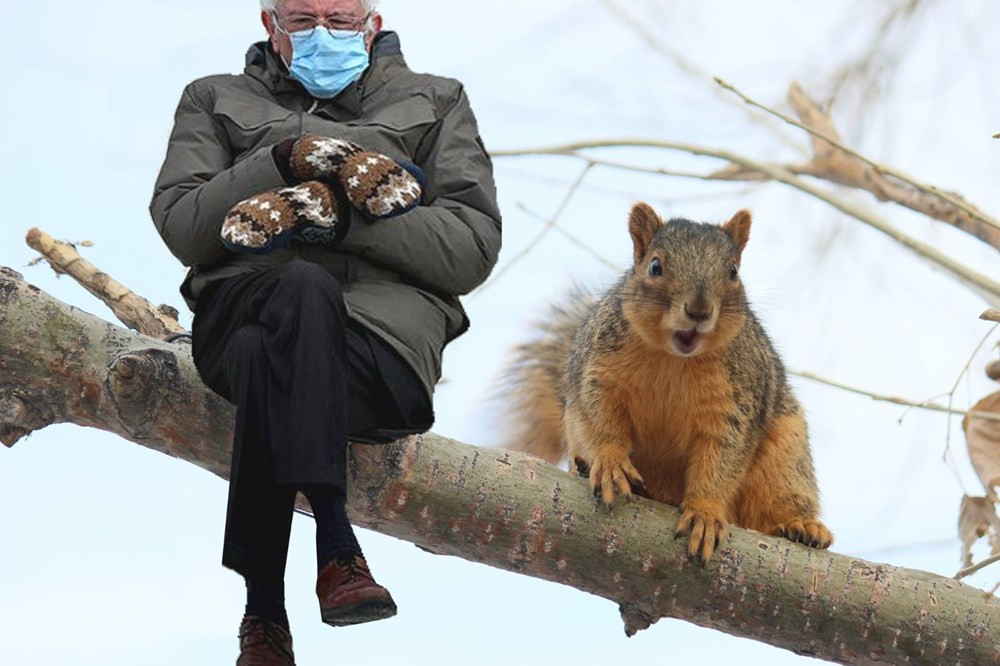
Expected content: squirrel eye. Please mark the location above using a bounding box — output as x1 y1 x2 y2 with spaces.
649 257 663 277
729 263 739 281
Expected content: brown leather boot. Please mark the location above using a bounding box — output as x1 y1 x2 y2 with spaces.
316 554 397 626
236 615 295 666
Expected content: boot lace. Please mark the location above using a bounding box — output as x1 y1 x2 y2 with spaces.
240 617 294 660
336 554 374 582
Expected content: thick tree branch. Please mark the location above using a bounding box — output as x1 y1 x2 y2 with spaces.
2 265 999 664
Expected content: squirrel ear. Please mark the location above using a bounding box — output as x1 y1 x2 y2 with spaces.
722 209 752 262
628 202 662 264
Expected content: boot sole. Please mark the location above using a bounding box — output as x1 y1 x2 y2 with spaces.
321 599 397 627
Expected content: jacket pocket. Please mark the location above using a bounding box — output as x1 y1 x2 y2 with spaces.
356 101 435 132
341 100 437 162
214 97 297 156
215 96 295 129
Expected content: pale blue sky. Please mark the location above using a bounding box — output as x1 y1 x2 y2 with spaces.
2 1 999 664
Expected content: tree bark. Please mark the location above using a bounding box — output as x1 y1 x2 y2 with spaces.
1 265 998 665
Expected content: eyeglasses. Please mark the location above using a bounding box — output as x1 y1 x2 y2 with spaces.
274 12 371 34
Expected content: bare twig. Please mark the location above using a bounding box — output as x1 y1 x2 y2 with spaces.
791 370 1000 423
491 141 1000 303
497 161 760 203
825 0 925 109
597 0 806 153
515 203 623 272
477 162 594 293
712 78 892 178
944 323 1000 459
896 391 955 424
598 0 706 82
955 552 1000 580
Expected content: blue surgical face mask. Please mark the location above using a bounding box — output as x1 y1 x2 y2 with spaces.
278 24 370 99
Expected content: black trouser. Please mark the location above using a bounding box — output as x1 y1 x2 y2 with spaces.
191 259 433 578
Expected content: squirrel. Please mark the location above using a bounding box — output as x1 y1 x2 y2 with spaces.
502 203 833 563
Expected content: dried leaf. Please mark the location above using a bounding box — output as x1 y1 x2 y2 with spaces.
959 495 1000 567
964 391 1000 500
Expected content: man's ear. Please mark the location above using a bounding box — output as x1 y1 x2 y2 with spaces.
262 10 285 52
365 14 384 51
262 11 275 41
628 202 662 265
722 209 752 264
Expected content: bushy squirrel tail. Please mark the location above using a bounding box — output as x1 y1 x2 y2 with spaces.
499 286 595 465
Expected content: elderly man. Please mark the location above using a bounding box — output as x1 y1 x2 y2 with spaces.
150 0 501 662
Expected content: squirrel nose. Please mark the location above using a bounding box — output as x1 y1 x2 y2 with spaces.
684 304 712 323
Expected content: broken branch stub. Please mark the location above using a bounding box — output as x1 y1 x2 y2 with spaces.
24 227 187 340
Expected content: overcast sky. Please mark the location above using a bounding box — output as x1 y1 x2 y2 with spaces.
2 1 1000 664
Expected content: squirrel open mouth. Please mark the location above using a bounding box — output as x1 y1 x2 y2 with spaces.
673 328 700 355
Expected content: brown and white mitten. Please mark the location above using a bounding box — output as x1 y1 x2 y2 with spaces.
288 134 424 220
221 181 341 254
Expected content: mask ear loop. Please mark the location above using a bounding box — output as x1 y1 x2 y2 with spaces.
270 12 295 69
270 11 290 37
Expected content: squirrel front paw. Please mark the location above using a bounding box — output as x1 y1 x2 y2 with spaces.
774 519 833 550
588 450 643 509
675 499 729 564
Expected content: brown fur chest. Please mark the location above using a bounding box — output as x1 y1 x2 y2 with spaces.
599 338 736 502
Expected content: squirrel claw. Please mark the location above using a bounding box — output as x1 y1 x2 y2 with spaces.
774 519 833 550
588 453 643 510
676 501 728 564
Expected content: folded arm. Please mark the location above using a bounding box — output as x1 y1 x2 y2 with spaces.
149 83 287 267
337 86 502 296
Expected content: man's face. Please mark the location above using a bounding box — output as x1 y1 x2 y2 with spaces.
261 0 383 65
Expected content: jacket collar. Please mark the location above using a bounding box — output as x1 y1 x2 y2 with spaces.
244 31 405 117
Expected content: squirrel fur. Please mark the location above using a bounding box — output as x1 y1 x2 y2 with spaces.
503 203 833 562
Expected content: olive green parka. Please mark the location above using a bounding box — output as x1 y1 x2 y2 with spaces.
150 33 502 396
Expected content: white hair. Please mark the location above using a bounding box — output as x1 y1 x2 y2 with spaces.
259 0 379 12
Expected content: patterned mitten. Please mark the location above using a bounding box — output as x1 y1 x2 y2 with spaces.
289 133 424 220
221 181 341 254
